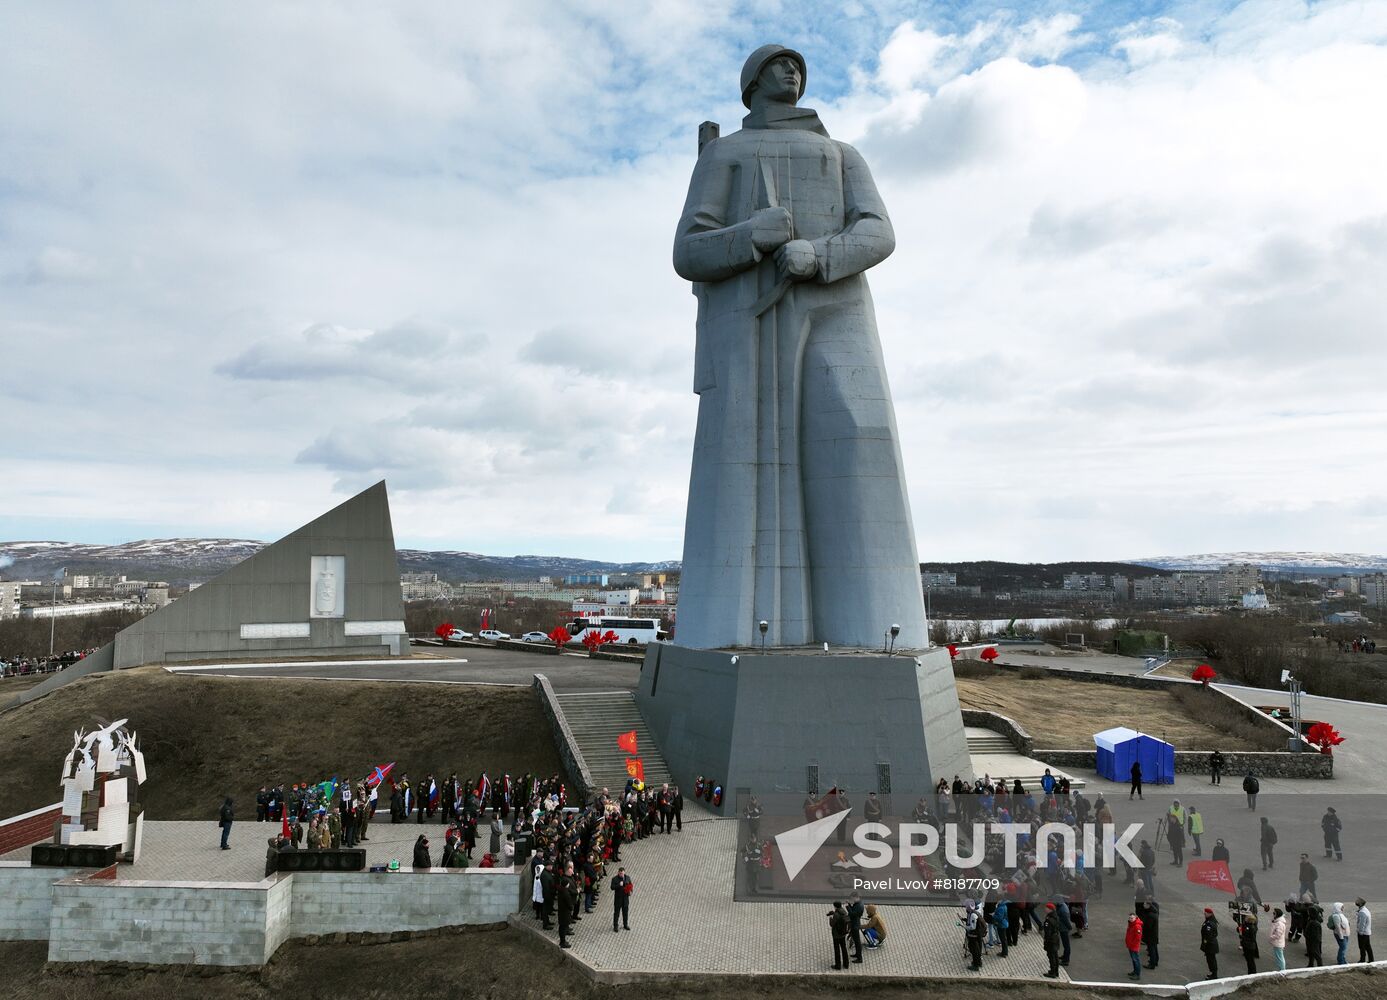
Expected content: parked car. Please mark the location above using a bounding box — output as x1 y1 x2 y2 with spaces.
478 629 511 641
446 628 474 641
520 631 550 643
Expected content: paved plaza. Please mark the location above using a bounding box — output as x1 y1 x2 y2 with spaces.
526 805 1068 980
171 647 642 692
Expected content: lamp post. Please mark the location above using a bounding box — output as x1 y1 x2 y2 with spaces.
48 567 65 660
758 620 768 651
888 623 901 655
1288 673 1304 752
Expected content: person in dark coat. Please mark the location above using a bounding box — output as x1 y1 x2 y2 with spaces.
1239 911 1260 974
846 892 865 962
671 784 684 831
1211 838 1231 868
830 901 851 970
1041 903 1062 978
1129 761 1143 800
1259 817 1277 870
412 834 432 869
1303 894 1324 966
540 863 556 929
611 867 632 931
218 796 234 850
489 814 503 855
1200 908 1220 979
557 864 578 949
1321 807 1343 861
1136 897 1160 969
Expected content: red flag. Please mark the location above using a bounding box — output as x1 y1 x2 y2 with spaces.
617 730 638 755
625 757 644 782
1186 860 1235 894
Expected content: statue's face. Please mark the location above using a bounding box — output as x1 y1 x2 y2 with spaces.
756 55 802 104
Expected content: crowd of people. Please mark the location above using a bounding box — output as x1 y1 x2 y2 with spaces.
225 767 681 953
804 776 1372 981
525 781 684 947
0 648 93 679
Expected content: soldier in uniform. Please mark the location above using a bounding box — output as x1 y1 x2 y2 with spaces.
557 863 578 948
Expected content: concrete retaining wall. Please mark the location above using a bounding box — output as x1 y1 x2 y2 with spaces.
291 868 519 935
5 862 520 967
1031 749 1334 779
0 802 62 855
961 710 1034 754
47 876 279 966
0 863 87 940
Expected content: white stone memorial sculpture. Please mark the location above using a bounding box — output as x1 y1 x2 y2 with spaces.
59 719 147 862
672 45 929 650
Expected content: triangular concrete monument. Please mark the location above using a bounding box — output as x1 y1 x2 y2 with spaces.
9 482 405 709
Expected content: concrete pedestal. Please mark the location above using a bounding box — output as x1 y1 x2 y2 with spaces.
635 644 972 811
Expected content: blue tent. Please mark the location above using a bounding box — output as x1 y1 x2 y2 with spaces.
1094 726 1175 785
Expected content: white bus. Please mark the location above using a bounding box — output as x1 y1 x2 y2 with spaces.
566 616 668 646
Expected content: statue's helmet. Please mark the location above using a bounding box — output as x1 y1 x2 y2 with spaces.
740 44 807 109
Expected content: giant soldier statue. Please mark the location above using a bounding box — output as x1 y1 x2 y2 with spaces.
673 45 928 649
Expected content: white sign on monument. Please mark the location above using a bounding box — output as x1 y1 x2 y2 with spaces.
309 555 346 619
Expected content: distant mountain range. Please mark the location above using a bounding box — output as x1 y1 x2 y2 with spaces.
1131 552 1387 574
0 539 679 586
3 538 1384 587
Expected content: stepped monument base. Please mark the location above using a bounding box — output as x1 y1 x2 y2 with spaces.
635 644 972 812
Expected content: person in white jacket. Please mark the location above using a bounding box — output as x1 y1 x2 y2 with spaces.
1268 908 1288 970
1329 902 1351 965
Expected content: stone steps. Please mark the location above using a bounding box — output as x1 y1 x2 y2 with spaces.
555 691 672 792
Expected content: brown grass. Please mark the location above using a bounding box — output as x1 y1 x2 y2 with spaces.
0 933 1381 999
0 668 563 822
954 672 1278 751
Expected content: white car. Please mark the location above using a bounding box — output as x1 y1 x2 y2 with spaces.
478 629 511 641
520 631 550 643
446 628 474 641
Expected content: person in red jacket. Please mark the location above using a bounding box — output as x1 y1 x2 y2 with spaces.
1126 913 1145 980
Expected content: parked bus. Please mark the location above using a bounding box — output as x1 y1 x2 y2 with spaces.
566 615 668 646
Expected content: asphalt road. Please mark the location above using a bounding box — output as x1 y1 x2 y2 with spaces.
172 644 642 692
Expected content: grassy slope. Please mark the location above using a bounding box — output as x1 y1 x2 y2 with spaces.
0 668 563 821
954 670 1281 751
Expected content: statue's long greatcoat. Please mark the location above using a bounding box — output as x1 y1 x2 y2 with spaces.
672 119 928 649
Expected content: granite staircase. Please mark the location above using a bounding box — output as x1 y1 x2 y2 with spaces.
553 691 672 793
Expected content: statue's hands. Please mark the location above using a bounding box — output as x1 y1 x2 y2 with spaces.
750 206 793 252
774 239 817 282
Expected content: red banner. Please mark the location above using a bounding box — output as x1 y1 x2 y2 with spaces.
625 757 644 782
1186 860 1235 894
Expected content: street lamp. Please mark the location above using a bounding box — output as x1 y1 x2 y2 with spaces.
889 623 901 655
758 619 768 651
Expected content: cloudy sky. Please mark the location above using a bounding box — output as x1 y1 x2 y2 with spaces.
3 1 1386 563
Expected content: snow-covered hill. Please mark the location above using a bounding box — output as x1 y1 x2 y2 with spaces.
0 538 679 584
1131 552 1387 574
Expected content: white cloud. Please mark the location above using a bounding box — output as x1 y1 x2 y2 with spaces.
2 1 1385 563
